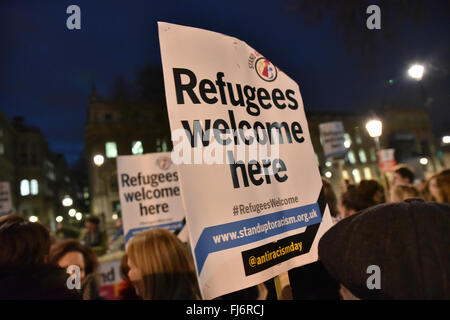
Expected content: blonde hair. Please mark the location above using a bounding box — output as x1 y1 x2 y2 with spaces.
390 184 421 202
126 228 200 300
432 169 450 203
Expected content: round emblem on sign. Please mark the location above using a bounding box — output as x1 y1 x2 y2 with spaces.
156 156 172 170
255 57 277 82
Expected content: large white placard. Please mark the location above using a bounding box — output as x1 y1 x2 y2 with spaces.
159 22 333 299
319 121 347 160
116 152 185 244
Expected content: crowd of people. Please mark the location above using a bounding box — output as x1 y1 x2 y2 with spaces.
0 165 449 300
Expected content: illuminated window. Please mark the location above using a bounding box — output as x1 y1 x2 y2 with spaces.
344 133 352 149
355 134 362 144
359 149 367 163
364 167 372 179
20 180 30 196
352 169 361 184
30 179 38 195
162 140 168 152
156 139 162 152
132 141 144 155
105 142 118 158
342 170 350 180
347 150 356 164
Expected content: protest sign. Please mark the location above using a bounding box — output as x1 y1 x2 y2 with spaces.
158 22 333 299
0 182 13 217
98 259 122 300
319 121 347 160
378 148 397 173
116 152 185 244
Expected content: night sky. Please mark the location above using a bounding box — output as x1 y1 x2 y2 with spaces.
1 0 449 166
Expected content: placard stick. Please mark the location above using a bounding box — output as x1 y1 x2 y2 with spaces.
274 271 291 300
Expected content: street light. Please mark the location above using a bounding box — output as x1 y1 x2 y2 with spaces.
56 216 63 223
408 64 425 81
29 216 38 223
419 157 429 166
366 118 390 198
93 154 105 167
365 119 383 150
443 136 450 144
93 153 109 229
75 212 83 221
62 196 73 207
324 171 332 178
68 208 76 217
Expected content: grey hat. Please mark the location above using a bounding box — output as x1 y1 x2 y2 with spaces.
318 199 450 299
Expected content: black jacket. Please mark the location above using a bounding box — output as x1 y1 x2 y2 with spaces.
0 264 81 300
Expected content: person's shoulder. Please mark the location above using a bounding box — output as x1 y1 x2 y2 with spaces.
0 264 82 300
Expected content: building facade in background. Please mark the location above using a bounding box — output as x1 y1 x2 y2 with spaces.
0 112 86 230
378 106 443 178
307 106 444 195
0 110 16 209
307 111 380 196
84 86 171 230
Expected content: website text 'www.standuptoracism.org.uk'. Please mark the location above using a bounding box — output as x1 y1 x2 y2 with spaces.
212 195 319 244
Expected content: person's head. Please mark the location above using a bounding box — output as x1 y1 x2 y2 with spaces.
392 164 415 186
322 178 340 218
390 184 421 202
428 169 450 203
339 180 385 218
85 216 100 233
126 228 200 300
340 179 353 193
358 179 385 204
48 240 99 281
0 214 51 267
417 178 427 193
339 186 358 218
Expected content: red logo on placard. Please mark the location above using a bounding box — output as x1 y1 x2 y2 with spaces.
255 57 277 82
156 156 172 170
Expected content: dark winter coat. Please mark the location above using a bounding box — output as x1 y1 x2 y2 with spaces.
0 264 81 300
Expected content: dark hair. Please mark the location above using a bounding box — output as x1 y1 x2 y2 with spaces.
322 178 340 218
86 216 100 226
359 179 385 203
0 214 51 267
120 253 130 281
341 180 385 212
48 240 99 275
341 186 361 212
394 165 415 184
